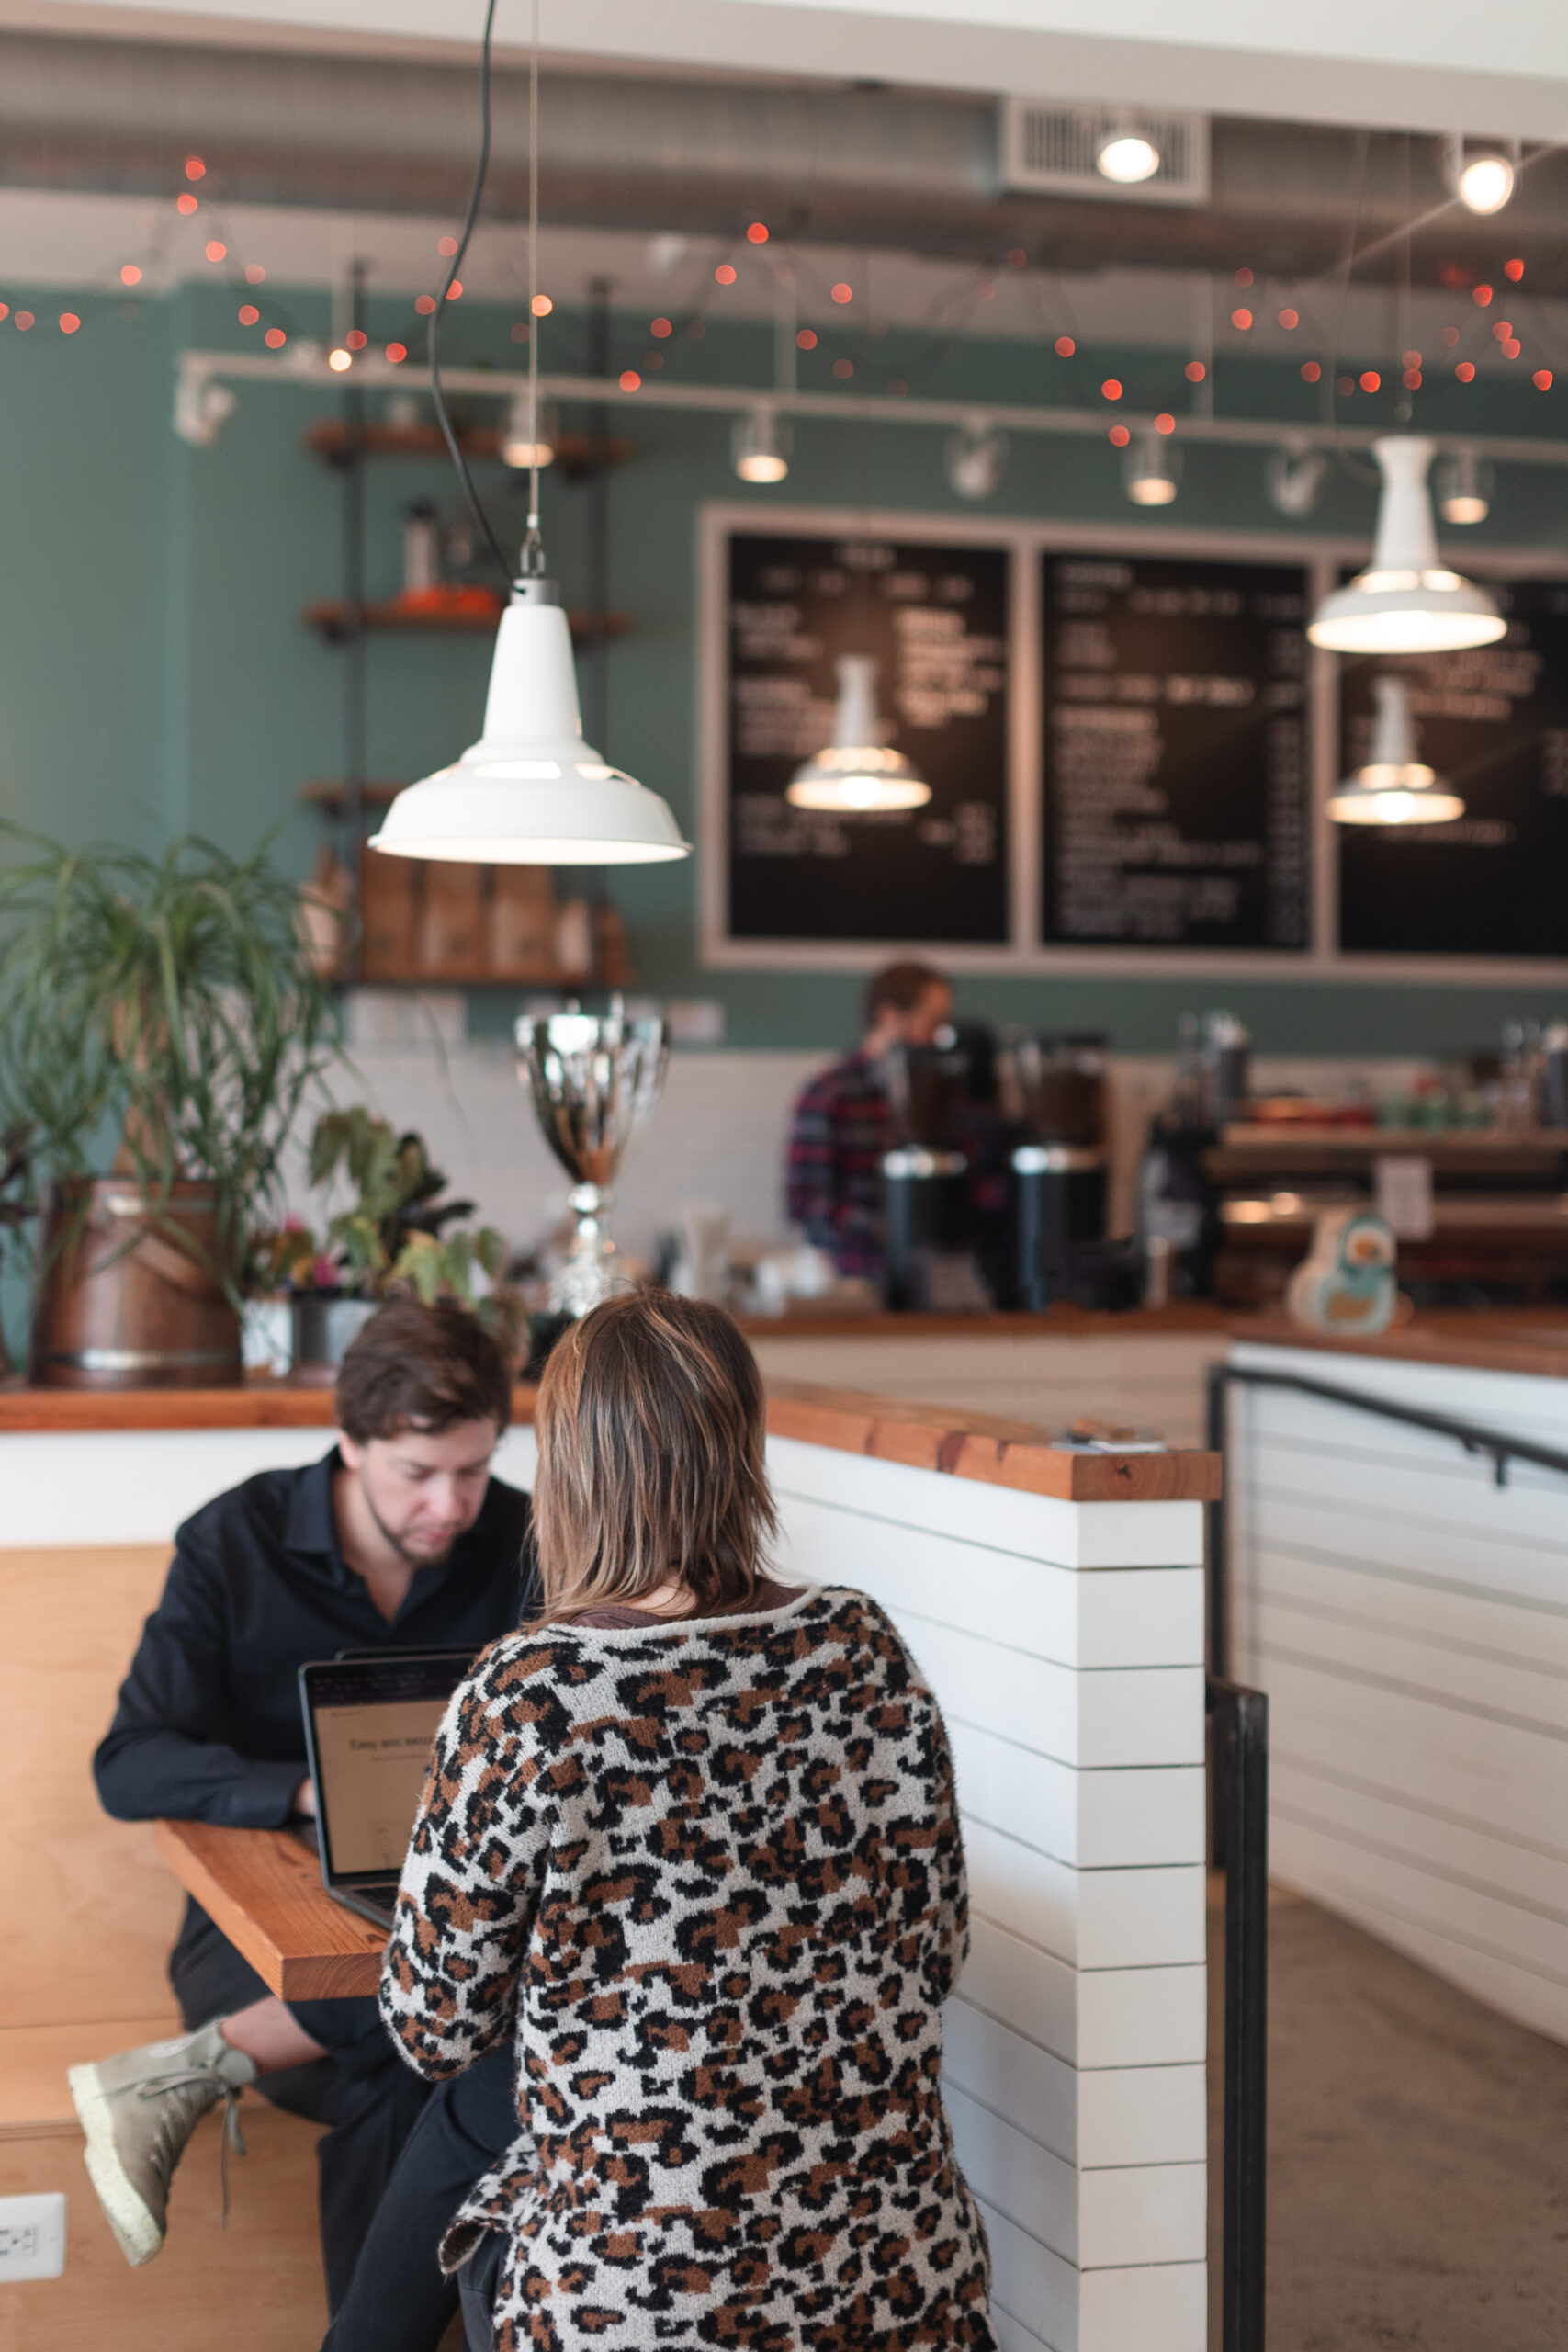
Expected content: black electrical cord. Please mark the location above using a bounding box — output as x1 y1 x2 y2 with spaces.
429 0 515 590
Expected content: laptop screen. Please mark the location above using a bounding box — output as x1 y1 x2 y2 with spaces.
302 1656 471 1883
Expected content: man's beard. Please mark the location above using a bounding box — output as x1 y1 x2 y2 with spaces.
363 1487 458 1573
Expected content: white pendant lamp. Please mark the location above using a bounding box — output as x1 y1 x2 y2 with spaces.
371 580 688 863
786 655 931 813
1327 674 1464 825
369 0 688 868
1308 436 1504 654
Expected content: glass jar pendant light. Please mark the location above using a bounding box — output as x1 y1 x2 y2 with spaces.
786 655 931 814
1327 674 1464 825
371 0 688 867
1308 436 1504 655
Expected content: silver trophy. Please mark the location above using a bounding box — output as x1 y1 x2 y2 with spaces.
516 999 669 1317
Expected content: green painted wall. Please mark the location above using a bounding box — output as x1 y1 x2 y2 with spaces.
4 277 1568 1057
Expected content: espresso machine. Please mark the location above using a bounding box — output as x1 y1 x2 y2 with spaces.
1010 1033 1111 1310
880 1039 990 1312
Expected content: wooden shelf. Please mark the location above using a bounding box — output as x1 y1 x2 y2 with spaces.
299 780 400 814
303 420 636 480
303 599 631 646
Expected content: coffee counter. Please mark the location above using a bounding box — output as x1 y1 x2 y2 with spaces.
3 1374 1217 2351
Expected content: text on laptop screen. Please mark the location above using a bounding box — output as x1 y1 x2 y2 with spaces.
310 1662 459 1878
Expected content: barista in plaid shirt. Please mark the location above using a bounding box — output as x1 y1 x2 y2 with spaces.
785 960 953 1282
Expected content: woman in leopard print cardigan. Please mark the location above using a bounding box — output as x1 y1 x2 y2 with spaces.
379 1292 994 2352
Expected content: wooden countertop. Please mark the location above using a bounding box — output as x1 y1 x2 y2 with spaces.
1236 1309 1568 1382
0 1367 1222 1502
155 1820 385 2001
0 1382 537 1432
739 1303 1235 1340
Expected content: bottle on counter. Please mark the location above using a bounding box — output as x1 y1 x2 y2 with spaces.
1542 1022 1568 1130
1201 1011 1251 1127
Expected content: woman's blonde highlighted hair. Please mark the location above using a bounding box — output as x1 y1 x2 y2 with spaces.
530 1291 778 1625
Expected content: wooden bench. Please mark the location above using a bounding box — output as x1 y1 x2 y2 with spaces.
0 1541 331 2350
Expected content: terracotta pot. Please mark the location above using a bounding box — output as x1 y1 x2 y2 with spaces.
29 1177 243 1389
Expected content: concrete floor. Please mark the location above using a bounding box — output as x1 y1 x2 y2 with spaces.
1211 1886 1568 2351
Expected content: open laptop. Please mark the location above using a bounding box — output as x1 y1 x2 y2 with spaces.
298 1650 476 1930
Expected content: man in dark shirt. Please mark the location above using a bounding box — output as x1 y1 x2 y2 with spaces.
785 959 953 1281
69 1296 535 2312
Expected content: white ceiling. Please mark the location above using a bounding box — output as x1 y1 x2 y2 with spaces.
9 0 1568 137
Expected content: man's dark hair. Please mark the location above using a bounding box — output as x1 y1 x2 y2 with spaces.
335 1297 513 1443
863 960 947 1030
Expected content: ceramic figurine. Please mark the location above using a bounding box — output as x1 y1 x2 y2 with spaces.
1285 1207 1399 1336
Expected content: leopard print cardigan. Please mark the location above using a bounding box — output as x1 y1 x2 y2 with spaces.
380 1583 996 2352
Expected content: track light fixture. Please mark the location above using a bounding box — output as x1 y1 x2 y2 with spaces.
1266 440 1325 518
1096 124 1161 184
1445 135 1517 215
501 392 557 469
174 373 236 447
1328 674 1463 825
732 407 791 483
1435 447 1491 526
1123 428 1179 505
946 415 1007 500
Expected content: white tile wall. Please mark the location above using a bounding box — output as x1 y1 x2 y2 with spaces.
290 1039 1426 1273
289 1042 825 1267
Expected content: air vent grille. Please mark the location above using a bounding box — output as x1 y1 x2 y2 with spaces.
1001 100 1210 206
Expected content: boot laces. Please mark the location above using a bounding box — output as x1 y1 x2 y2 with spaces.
133 2065 249 2226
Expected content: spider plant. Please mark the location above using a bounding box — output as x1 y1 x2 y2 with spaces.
0 825 343 1306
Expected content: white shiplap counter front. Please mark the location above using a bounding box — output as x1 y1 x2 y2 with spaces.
766 1429 1210 2352
1228 1337 1568 2050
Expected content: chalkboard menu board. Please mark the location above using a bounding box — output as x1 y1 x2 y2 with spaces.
1040 554 1311 950
724 531 1010 944
1338 580 1568 957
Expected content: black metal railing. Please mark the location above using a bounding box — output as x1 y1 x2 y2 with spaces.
1209 1675 1269 2352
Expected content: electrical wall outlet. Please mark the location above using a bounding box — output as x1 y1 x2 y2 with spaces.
0 2193 66 2280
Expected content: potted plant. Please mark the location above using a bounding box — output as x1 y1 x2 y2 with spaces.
0 828 341 1387
288 1107 518 1365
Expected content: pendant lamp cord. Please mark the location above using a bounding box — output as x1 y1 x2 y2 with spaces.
522 0 545 575
428 0 517 591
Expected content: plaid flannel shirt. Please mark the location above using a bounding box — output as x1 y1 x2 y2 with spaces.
785 1050 892 1281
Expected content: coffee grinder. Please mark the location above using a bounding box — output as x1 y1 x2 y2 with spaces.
880 1038 989 1312
1011 1033 1110 1309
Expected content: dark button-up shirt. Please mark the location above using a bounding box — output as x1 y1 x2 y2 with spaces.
94 1448 535 1830
785 1050 892 1280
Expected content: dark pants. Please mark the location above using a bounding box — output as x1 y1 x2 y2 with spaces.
170 1899 433 2314
321 2045 517 2352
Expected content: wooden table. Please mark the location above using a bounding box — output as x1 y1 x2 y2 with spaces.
156 1819 385 2000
